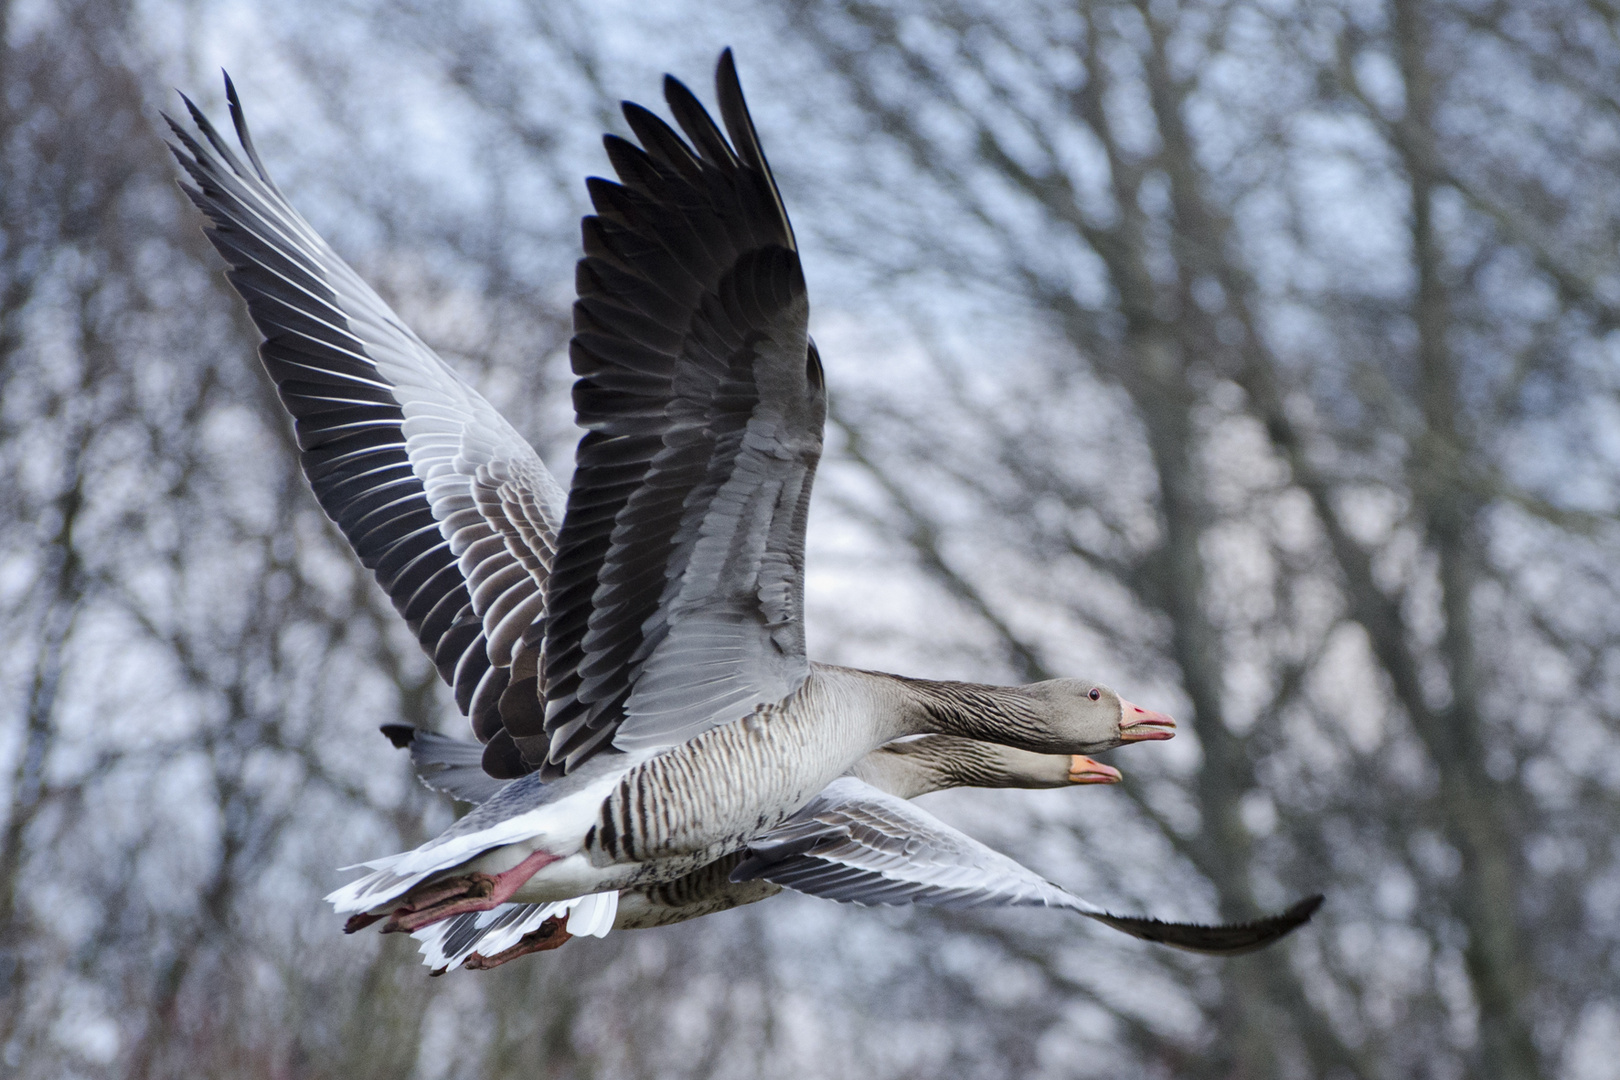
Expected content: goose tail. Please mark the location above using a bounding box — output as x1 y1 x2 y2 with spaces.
413 892 619 972
324 863 444 916
323 841 485 915
325 815 563 916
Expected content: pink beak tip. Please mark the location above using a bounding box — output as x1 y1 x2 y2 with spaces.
1118 699 1177 742
1068 755 1123 784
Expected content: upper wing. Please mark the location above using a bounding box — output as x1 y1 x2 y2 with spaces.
733 779 1323 956
168 78 563 778
536 50 825 777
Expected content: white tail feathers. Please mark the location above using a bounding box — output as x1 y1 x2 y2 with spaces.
324 865 442 916
569 891 620 937
324 813 561 915
412 892 620 971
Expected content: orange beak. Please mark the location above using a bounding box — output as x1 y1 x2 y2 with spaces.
1118 698 1176 742
1068 755 1123 784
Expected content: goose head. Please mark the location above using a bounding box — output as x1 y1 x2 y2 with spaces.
974 744 1124 787
1019 679 1176 754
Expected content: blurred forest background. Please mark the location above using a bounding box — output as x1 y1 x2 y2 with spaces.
4 0 1619 1077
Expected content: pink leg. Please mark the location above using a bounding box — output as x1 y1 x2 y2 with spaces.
381 849 561 934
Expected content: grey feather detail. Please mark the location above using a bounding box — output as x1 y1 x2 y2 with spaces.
732 778 1097 913
381 725 510 804
539 54 821 777
617 382 819 750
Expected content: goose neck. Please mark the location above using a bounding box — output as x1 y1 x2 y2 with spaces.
855 735 1061 799
884 675 1050 748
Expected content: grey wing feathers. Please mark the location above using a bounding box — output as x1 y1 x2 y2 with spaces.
380 725 510 804
167 77 563 779
734 779 1323 956
732 778 1094 911
538 50 824 777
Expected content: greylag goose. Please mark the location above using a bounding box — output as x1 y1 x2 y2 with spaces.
390 729 1314 970
383 727 1127 970
167 52 1318 959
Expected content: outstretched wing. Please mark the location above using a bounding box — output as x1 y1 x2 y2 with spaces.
733 779 1323 956
536 50 824 777
168 78 562 778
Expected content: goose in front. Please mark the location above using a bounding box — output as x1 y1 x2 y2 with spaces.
167 52 1316 958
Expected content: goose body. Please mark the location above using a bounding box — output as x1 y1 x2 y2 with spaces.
398 731 1124 970
326 664 1162 927
168 51 1315 968
403 730 1316 972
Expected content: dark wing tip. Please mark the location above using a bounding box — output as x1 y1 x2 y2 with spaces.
621 100 707 182
1092 894 1324 957
710 48 795 251
380 724 419 749
178 90 208 131
712 49 748 149
662 71 738 169
223 69 246 142
220 71 283 195
661 72 692 104
172 84 255 185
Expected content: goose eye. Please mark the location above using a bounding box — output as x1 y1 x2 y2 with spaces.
1088 687 1101 701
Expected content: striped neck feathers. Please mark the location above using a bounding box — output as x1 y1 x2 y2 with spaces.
855 736 1074 799
879 673 1128 755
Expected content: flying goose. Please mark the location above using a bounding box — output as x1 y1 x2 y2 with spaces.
391 730 1128 970
168 53 1317 957
391 730 1315 970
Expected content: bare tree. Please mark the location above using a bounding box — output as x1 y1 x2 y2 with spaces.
770 0 1620 1076
4 0 1616 1077
2 2 469 1075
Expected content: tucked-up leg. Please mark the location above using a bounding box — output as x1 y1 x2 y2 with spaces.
460 915 574 970
343 911 385 934
381 850 560 934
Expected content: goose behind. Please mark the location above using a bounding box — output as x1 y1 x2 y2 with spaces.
400 732 1125 971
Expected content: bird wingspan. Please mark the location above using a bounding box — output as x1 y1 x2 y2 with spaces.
733 778 1323 955
168 78 562 779
538 50 824 777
